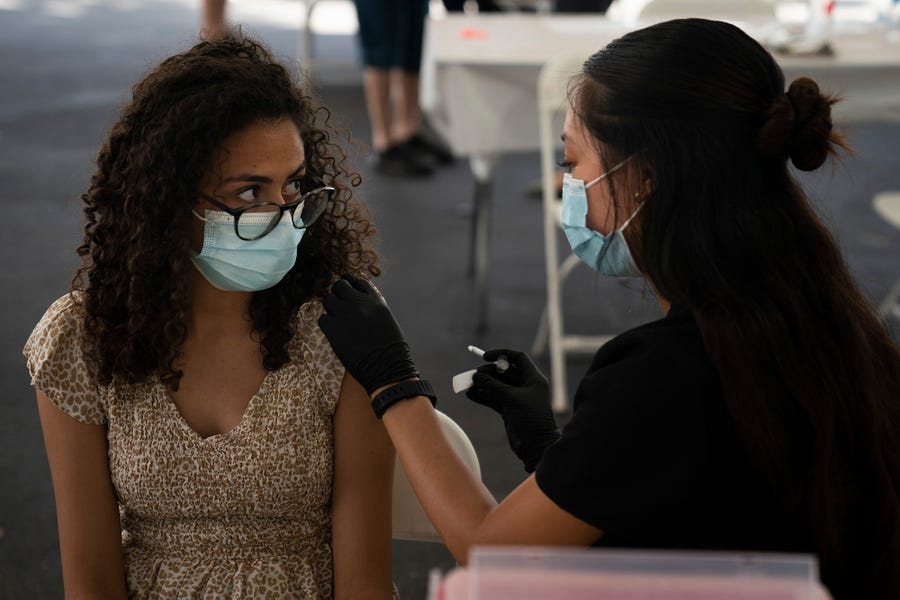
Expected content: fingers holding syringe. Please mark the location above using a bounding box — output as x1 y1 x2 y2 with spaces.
468 346 512 373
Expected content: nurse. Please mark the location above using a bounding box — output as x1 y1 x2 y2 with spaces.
319 18 900 600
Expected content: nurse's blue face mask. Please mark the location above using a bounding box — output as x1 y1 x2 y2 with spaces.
560 157 644 277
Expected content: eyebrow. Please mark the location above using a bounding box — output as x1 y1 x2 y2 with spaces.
222 161 307 184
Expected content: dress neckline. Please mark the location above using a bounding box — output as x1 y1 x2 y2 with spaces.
157 369 276 442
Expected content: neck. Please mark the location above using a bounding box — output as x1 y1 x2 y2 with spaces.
659 296 672 315
645 279 671 314
188 267 254 334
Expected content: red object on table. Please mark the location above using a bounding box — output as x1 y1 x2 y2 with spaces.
459 27 489 40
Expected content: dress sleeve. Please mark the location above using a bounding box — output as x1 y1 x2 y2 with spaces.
535 332 716 541
22 294 108 425
298 299 346 412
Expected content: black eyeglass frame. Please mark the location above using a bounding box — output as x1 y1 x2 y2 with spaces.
198 186 335 241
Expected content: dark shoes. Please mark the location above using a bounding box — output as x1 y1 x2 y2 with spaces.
370 132 455 178
372 142 434 177
405 133 454 166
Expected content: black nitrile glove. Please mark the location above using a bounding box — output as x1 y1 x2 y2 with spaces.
318 275 419 395
466 349 560 473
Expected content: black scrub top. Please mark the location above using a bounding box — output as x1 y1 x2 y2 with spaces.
535 305 811 553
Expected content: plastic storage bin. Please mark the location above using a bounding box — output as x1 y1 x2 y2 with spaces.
436 546 832 600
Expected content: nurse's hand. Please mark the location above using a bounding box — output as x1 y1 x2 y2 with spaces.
318 274 419 395
466 349 560 473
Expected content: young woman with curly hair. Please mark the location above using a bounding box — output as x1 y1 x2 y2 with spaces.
24 34 395 598
317 19 900 599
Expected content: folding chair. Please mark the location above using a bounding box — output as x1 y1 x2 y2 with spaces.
530 52 619 414
392 410 481 542
874 191 900 321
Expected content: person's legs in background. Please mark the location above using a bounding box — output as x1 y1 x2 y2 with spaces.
392 1 453 165
361 67 394 153
200 0 227 39
354 0 451 176
390 68 420 145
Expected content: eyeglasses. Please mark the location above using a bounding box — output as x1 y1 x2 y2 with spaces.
196 186 335 241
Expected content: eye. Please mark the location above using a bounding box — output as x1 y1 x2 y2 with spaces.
237 187 259 202
557 160 573 172
283 179 304 199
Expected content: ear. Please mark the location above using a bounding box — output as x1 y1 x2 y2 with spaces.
640 177 654 199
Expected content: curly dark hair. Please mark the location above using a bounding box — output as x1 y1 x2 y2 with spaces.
72 34 379 390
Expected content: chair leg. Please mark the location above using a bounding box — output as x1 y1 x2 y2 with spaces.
532 253 588 357
542 209 567 412
558 252 582 280
879 277 900 321
532 306 549 357
472 177 492 334
545 256 566 413
299 0 320 79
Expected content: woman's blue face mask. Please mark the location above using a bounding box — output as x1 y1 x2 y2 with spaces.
190 209 304 292
560 157 644 278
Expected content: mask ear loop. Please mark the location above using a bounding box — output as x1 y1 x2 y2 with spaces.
584 155 633 190
618 199 645 232
191 208 209 222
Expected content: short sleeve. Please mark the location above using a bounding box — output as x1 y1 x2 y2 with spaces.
535 319 719 541
296 299 346 411
23 294 108 425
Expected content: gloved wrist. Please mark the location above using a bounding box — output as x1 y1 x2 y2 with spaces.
354 341 420 395
519 429 561 473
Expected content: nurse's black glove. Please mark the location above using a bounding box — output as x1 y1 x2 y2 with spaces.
318 275 419 396
466 349 560 473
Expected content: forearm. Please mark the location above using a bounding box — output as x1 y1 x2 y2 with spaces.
318 276 497 561
381 396 497 564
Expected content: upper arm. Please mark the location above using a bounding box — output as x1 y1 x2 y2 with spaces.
36 389 126 599
331 374 395 599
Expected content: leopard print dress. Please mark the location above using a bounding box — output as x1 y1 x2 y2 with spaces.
24 293 349 598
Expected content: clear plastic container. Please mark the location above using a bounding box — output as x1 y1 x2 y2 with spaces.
437 546 832 600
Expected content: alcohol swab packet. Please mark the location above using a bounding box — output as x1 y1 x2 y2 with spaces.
451 346 510 393
451 369 478 394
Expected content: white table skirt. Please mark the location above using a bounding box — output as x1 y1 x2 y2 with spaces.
422 13 900 159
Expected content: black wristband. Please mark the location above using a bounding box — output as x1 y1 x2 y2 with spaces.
371 379 437 419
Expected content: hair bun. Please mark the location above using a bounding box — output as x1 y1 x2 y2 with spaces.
756 77 839 171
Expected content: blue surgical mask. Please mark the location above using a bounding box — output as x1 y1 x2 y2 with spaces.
561 158 643 277
190 209 304 292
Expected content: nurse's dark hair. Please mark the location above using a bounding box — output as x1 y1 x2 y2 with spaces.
571 18 899 598
72 34 379 389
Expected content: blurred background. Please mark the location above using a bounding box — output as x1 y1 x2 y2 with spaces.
1 0 897 597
